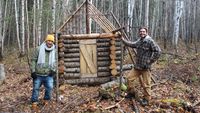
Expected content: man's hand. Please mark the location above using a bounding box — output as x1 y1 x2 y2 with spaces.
49 70 56 77
31 72 37 79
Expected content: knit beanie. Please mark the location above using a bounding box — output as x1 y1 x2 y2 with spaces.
45 34 55 42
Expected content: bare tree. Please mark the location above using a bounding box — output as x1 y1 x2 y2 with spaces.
14 0 22 53
172 0 184 52
21 0 25 56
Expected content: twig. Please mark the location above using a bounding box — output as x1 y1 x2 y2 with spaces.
104 98 125 110
192 100 200 107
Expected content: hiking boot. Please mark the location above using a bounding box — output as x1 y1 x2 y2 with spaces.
32 102 39 111
139 98 149 106
42 100 50 106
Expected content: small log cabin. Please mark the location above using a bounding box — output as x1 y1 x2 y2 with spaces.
57 0 123 85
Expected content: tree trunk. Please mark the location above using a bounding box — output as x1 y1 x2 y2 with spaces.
33 0 36 47
0 0 3 59
52 0 56 32
172 0 184 52
14 0 22 52
21 0 25 56
37 0 43 45
25 0 30 51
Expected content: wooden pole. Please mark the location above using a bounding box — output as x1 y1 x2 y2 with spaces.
55 32 60 102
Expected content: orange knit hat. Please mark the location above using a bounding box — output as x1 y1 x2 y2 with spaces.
45 34 55 42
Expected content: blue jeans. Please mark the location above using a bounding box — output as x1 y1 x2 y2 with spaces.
31 75 54 103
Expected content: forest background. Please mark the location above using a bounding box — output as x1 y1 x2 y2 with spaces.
0 0 199 58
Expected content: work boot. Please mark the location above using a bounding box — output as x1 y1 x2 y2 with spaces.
42 100 50 106
32 102 39 111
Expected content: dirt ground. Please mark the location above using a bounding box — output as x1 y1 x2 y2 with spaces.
0 51 200 113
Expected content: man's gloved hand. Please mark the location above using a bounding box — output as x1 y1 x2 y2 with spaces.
31 72 37 79
49 70 56 77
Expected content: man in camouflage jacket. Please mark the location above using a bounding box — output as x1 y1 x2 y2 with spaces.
30 34 56 110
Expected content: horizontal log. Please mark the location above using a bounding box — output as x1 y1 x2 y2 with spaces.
97 47 122 53
97 61 110 67
63 58 80 62
64 68 80 73
63 73 80 79
96 42 110 46
96 44 110 48
63 48 80 53
63 44 80 48
97 57 110 61
64 62 80 68
63 77 111 85
97 39 111 43
98 67 110 72
97 51 110 56
98 72 111 77
62 40 79 44
98 53 110 57
116 64 134 71
60 33 121 40
59 53 80 58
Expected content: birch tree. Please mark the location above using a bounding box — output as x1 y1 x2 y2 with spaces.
21 0 25 55
52 0 56 32
0 0 3 59
14 0 22 53
33 0 36 47
172 0 184 52
37 0 43 45
127 0 135 37
26 0 30 51
144 0 149 27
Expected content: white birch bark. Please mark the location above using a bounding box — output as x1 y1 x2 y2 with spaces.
21 0 25 55
127 0 135 35
52 0 56 32
0 1 3 52
173 0 184 49
144 0 149 27
14 0 21 51
1 0 8 57
37 0 43 45
33 0 36 47
26 0 30 51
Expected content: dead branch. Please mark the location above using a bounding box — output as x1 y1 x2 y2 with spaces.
104 98 125 110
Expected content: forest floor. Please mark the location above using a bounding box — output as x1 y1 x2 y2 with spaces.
0 49 200 113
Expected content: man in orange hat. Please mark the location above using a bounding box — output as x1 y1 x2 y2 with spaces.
30 34 56 110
